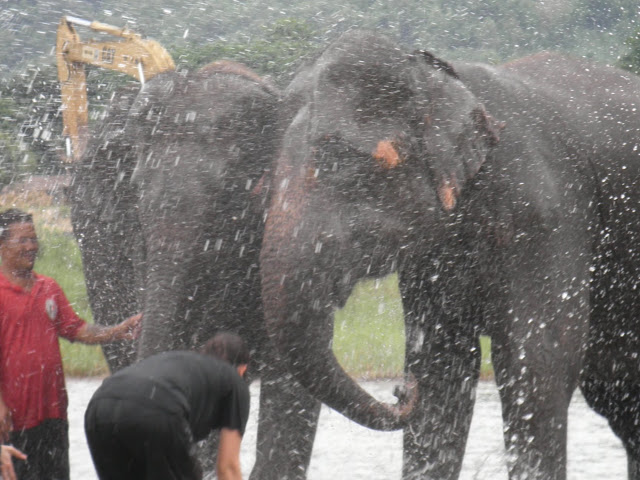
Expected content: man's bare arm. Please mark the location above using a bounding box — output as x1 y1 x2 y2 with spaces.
74 313 142 344
217 428 243 480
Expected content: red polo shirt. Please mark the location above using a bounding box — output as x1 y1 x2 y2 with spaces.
0 272 86 430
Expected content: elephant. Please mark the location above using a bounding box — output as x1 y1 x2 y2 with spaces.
69 61 322 479
259 30 640 480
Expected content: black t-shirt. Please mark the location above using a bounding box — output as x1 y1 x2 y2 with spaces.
94 351 250 440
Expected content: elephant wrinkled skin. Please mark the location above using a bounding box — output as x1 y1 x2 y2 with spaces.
260 31 640 479
69 62 321 479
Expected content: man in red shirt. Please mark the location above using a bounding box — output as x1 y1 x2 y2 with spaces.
0 208 142 480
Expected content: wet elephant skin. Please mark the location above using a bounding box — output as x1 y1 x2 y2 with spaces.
259 31 640 480
69 62 321 480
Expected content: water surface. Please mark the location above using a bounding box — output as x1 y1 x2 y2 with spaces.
67 378 626 479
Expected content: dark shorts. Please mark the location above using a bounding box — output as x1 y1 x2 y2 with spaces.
9 418 70 480
84 397 202 480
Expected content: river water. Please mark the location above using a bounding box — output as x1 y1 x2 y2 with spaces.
67 378 626 479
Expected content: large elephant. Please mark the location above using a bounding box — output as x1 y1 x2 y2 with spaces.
69 62 321 479
259 30 640 479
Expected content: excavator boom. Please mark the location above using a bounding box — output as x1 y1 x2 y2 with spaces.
56 16 175 162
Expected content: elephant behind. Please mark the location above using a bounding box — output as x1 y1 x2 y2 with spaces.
69 62 321 479
259 31 640 479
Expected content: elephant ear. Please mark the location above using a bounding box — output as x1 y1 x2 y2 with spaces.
409 49 505 211
435 104 504 212
413 49 459 80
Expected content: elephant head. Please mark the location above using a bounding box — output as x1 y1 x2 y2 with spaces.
126 62 280 360
260 31 501 430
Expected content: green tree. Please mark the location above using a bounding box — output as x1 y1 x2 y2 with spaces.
0 91 34 187
0 128 36 187
619 30 640 74
574 0 638 30
170 18 320 86
0 64 66 184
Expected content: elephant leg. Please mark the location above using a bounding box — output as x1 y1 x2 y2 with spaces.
402 329 481 480
491 290 587 480
493 343 573 480
250 360 321 480
487 227 591 480
580 361 640 480
399 267 482 480
630 456 640 480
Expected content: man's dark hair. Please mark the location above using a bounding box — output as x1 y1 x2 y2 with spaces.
0 209 33 244
201 331 250 367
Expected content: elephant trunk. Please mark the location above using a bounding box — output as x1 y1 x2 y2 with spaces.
138 272 185 357
260 264 415 431
69 161 143 371
137 221 196 358
259 122 417 429
260 164 417 430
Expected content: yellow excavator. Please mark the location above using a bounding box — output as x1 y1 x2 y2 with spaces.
56 16 175 162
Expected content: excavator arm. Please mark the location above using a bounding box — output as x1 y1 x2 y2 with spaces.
56 16 175 161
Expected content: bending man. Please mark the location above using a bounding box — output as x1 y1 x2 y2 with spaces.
85 331 251 480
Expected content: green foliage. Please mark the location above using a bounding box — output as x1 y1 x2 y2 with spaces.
574 0 639 29
0 92 34 187
619 30 640 74
0 130 35 187
59 338 110 377
0 64 64 183
3 0 639 76
170 18 321 85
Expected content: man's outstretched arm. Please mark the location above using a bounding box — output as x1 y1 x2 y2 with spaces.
75 313 142 344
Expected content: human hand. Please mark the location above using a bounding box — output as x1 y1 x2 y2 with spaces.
117 312 143 341
1 445 26 480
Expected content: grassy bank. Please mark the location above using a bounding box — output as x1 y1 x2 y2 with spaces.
333 275 493 380
9 197 493 379
36 227 110 377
